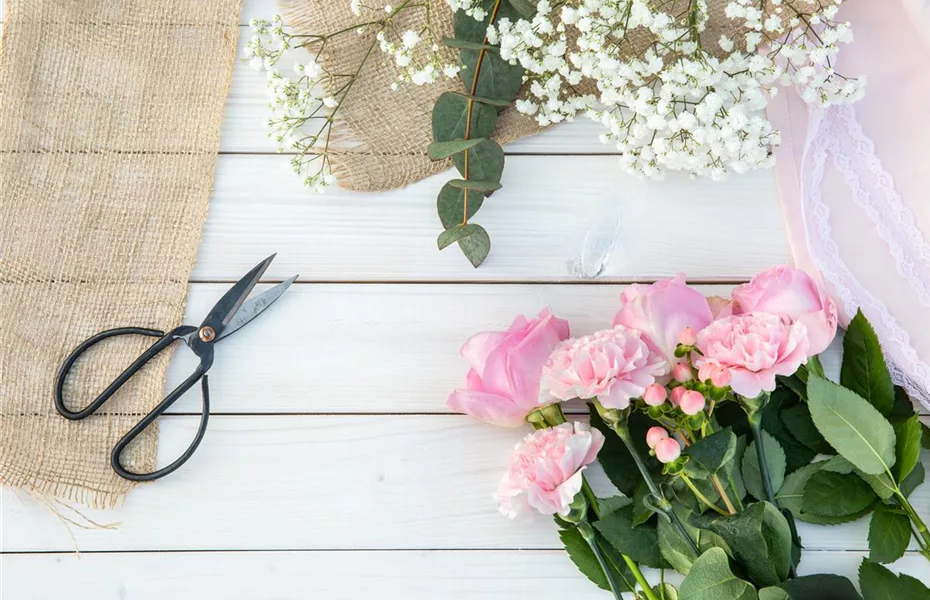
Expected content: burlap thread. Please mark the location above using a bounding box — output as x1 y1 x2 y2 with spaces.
0 0 241 507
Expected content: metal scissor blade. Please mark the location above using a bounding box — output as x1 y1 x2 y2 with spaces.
216 275 298 342
200 254 276 336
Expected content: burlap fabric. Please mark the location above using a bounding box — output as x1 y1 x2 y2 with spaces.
0 0 241 507
280 0 780 192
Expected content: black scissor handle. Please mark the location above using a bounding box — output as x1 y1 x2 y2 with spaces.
55 324 214 481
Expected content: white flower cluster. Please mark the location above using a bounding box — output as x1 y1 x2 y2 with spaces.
484 0 863 179
376 28 461 87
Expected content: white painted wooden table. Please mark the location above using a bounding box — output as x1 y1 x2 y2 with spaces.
2 2 928 597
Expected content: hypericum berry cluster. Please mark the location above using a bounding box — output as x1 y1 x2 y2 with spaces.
480 0 863 179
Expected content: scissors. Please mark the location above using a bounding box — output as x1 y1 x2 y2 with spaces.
55 254 297 482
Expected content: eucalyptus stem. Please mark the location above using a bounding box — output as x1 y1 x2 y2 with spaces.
593 400 700 556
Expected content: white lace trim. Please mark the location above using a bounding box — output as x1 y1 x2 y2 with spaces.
801 106 930 409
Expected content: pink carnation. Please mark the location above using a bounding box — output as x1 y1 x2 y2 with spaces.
542 326 666 409
447 308 570 427
730 265 838 355
497 422 604 519
613 274 714 367
696 312 810 398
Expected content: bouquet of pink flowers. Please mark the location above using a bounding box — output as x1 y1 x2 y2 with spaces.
449 266 930 599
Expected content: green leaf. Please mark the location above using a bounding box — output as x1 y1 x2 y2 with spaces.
506 0 537 18
893 415 922 481
693 502 792 587
679 548 758 600
632 480 654 527
841 310 895 416
868 505 911 564
742 431 786 501
890 386 916 422
801 470 877 517
458 49 524 103
807 375 897 476
900 460 925 497
859 560 903 600
657 504 701 575
759 589 789 600
447 178 503 192
437 182 484 229
450 91 511 107
899 574 930 600
431 91 497 143
589 406 658 496
776 462 822 518
799 503 875 526
558 527 634 593
452 138 504 183
457 223 491 267
594 506 666 569
441 37 499 52
762 387 816 473
781 404 833 455
922 421 930 450
685 428 737 479
654 583 680 600
857 470 897 501
771 575 863 599
437 223 481 250
427 137 485 160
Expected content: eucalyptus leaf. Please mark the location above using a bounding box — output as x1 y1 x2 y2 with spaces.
451 138 504 183
685 428 737 479
457 223 491 267
742 431 786 501
458 49 524 102
759 589 789 600
868 505 911 564
807 375 897 476
841 310 895 416
893 415 922 481
441 36 499 52
679 548 758 600
692 501 792 587
447 178 503 192
427 137 485 160
451 91 512 107
431 91 497 143
594 506 666 568
507 0 537 18
437 223 481 250
437 182 484 229
801 470 876 517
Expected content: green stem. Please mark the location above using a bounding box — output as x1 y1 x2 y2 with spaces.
680 474 728 516
593 401 700 556
577 521 638 600
896 490 930 562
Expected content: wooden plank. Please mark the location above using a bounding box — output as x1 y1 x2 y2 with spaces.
198 155 786 282
3 550 928 599
3 415 927 552
158 283 885 415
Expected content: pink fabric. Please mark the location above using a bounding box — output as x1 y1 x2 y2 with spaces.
768 0 930 408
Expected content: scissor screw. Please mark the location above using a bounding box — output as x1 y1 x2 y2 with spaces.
199 326 216 343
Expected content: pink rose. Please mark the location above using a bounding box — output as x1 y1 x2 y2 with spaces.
613 274 714 366
497 422 604 519
730 265 838 355
541 326 666 409
447 308 570 427
696 312 810 398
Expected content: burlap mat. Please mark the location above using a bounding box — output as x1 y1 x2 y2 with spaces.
281 0 770 192
0 0 241 507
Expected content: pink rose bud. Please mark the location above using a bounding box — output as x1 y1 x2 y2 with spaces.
697 362 716 383
678 327 698 346
655 437 682 463
711 367 732 388
643 383 668 407
680 390 706 415
672 362 693 383
646 426 669 449
670 386 687 406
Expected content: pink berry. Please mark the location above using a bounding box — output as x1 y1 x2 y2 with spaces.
646 426 669 449
655 437 682 463
672 362 693 383
670 386 687 406
680 390 706 416
643 384 668 407
678 327 697 346
697 362 716 382
711 367 732 388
